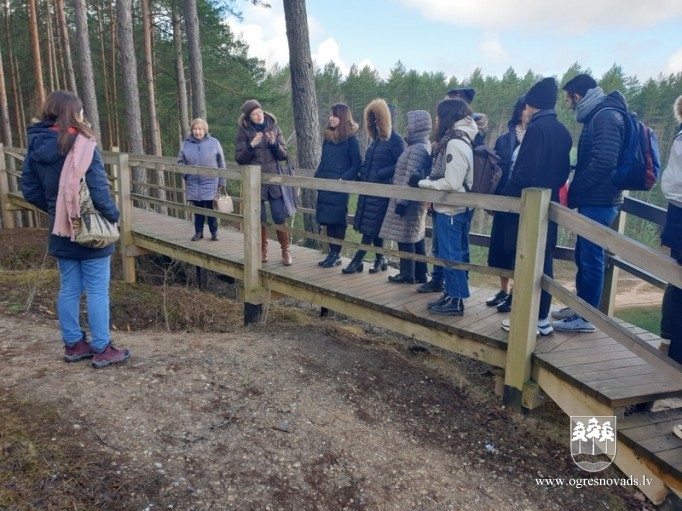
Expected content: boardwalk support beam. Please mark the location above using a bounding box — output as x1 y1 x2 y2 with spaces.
242 164 265 325
503 188 550 410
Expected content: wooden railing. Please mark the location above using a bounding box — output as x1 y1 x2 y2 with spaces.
1 144 680 409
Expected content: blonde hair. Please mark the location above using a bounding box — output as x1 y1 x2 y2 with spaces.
190 118 209 132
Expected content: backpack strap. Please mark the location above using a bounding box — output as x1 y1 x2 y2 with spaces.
451 129 473 147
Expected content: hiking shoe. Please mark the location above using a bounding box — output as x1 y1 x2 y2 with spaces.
552 315 596 333
496 293 512 313
92 344 131 369
500 318 553 336
427 293 450 309
551 307 575 320
486 290 510 307
417 279 444 294
431 297 464 316
64 333 93 362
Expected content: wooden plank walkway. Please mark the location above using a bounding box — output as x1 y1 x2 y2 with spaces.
619 409 682 491
131 208 682 413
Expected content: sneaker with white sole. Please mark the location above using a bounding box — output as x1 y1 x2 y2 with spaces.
552 315 596 333
551 307 575 320
500 318 553 336
537 318 554 336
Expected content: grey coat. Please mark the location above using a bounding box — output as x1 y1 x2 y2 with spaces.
179 134 227 201
379 110 431 243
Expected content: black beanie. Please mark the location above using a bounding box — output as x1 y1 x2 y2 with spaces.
525 77 558 110
562 73 598 97
446 87 476 104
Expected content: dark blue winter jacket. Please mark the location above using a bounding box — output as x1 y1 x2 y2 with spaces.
314 134 361 225
568 91 627 208
21 121 119 259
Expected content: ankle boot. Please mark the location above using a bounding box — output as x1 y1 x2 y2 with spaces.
368 254 388 274
260 226 268 263
321 251 341 268
342 253 364 274
276 228 292 266
318 251 334 267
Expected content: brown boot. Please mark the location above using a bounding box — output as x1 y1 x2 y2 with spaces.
260 226 268 263
276 227 292 266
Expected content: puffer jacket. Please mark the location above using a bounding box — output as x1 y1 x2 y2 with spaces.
21 120 119 259
379 110 431 243
568 91 627 208
235 112 288 201
314 127 362 226
179 134 226 201
353 99 406 236
418 116 478 216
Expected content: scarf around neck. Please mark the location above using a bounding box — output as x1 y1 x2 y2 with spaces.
575 86 606 123
53 134 97 240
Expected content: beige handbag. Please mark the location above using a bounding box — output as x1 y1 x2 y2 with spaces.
73 179 120 249
214 190 234 214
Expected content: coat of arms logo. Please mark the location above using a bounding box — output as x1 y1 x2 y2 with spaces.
570 416 617 472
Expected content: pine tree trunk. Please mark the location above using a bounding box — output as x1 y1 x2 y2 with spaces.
27 0 45 107
173 10 189 138
73 0 101 142
116 0 146 194
283 0 321 244
55 0 77 93
183 0 205 120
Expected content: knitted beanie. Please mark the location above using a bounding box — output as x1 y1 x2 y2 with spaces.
525 77 558 110
241 99 262 117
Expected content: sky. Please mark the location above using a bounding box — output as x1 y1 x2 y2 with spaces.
226 0 682 83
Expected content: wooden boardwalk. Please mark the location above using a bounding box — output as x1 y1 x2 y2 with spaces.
132 208 682 410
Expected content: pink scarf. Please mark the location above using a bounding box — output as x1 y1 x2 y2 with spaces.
52 134 97 240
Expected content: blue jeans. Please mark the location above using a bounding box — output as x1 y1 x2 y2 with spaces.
57 257 112 351
435 211 470 299
575 206 619 308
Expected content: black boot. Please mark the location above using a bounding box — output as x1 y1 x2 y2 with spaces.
368 254 388 274
342 254 364 274
321 251 341 268
318 252 335 267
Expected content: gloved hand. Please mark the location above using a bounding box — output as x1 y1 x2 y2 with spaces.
394 203 407 216
408 172 421 188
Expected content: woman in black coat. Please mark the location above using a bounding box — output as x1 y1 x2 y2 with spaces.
486 95 527 311
342 99 405 274
315 103 362 268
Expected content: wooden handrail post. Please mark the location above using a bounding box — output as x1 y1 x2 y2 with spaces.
504 188 551 410
600 198 627 315
242 164 265 325
0 144 15 229
115 150 136 283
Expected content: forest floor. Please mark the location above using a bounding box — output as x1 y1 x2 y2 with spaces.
0 228 674 511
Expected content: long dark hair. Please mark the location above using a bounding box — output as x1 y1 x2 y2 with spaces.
39 90 96 155
327 103 358 140
434 99 472 142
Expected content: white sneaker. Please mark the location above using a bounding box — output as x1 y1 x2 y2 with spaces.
500 318 553 336
552 315 596 333
551 307 575 320
537 318 554 336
